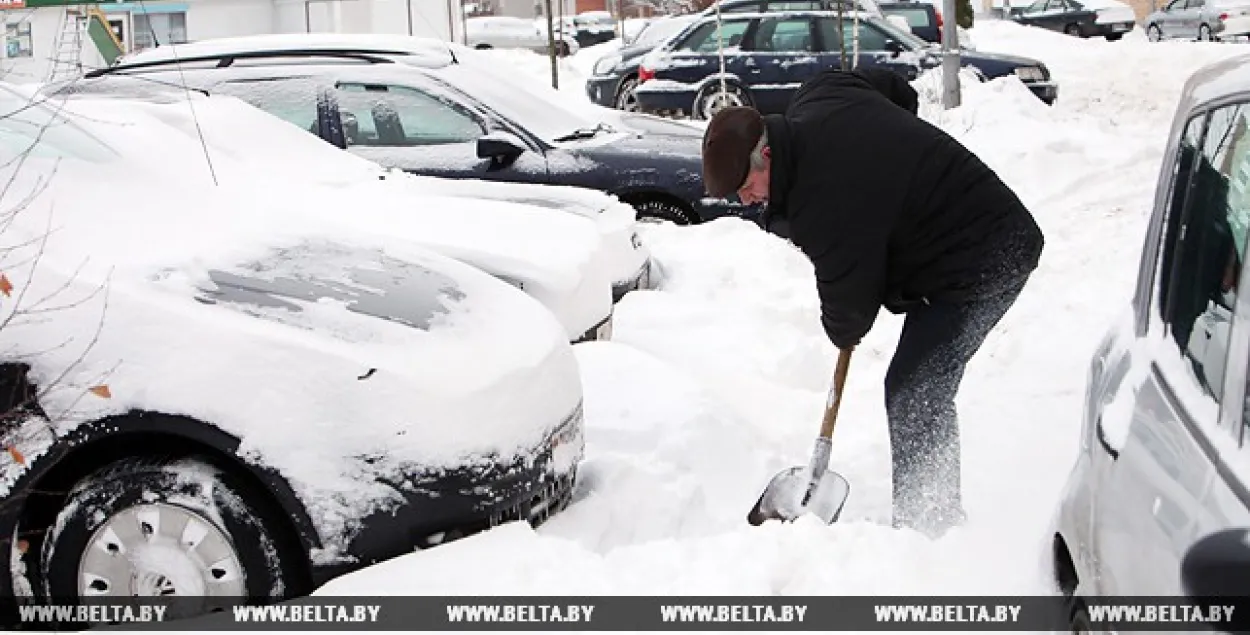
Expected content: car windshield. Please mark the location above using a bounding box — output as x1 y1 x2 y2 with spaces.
0 86 119 164
434 63 608 143
633 16 699 46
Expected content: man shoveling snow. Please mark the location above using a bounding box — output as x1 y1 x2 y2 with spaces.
701 67 1045 538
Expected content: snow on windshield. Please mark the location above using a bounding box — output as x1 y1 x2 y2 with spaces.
634 16 700 47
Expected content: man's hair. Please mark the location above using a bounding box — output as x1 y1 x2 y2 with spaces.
748 127 769 170
701 106 765 198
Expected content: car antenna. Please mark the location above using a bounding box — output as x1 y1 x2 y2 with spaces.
446 44 458 64
135 0 219 187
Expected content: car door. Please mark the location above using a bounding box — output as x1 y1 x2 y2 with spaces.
325 74 551 185
817 16 918 79
1182 0 1207 35
659 18 755 87
1090 102 1250 596
737 15 819 113
1158 0 1189 35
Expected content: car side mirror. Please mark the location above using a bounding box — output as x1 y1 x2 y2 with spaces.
1181 528 1250 600
476 130 526 165
884 39 904 56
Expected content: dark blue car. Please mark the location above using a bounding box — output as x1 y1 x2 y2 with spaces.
632 10 1059 120
68 40 751 225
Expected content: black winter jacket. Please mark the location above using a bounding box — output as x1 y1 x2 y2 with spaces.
757 68 1044 350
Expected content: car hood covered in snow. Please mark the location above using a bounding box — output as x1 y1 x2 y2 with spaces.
0 150 583 554
50 92 616 339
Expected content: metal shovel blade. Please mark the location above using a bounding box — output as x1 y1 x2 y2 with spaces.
747 465 851 526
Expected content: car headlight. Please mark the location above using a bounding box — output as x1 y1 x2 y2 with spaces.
593 54 622 76
1014 66 1045 82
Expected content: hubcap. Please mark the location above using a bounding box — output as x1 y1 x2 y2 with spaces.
78 502 246 599
701 89 743 119
617 82 639 112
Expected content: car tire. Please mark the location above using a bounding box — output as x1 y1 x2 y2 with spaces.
632 199 698 225
1105 32 1124 40
40 457 303 619
475 43 493 50
693 82 751 121
1147 24 1163 40
615 76 640 112
1199 24 1212 40
1064 23 1083 36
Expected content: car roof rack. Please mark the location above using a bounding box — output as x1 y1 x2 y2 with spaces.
83 49 404 79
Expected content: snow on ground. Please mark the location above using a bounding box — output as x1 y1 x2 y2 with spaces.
288 21 1250 599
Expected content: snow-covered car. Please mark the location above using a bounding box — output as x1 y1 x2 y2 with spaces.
76 33 753 225
38 86 619 344
1048 52 1250 627
1145 0 1250 40
467 15 579 56
0 86 584 619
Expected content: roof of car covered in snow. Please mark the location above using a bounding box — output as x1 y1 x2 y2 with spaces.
109 33 461 70
1178 53 1250 115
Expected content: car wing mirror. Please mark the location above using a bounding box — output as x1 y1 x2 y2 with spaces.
476 130 527 166
884 39 905 56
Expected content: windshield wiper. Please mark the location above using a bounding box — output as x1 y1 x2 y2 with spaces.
553 122 614 142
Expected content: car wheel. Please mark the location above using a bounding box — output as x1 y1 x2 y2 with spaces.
475 43 493 50
1064 23 1083 36
557 41 571 56
1199 24 1212 40
1147 24 1163 40
615 76 640 112
693 82 750 121
40 457 303 620
632 199 698 225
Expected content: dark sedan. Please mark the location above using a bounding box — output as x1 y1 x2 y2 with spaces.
69 40 753 225
1009 0 1138 39
587 14 701 111
633 10 1058 120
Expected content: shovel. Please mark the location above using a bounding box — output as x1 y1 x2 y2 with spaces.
747 347 853 526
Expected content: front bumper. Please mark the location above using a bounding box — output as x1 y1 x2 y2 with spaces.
1027 81 1059 105
323 403 585 583
586 75 622 108
612 258 655 302
574 313 614 343
1093 20 1136 35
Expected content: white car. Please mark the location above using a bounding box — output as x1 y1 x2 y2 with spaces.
0 85 584 617
466 15 579 56
43 87 620 344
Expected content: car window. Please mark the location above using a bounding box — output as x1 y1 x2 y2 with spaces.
0 89 117 164
333 83 485 147
763 0 824 8
674 19 752 51
1166 0 1185 9
1161 104 1250 407
720 1 763 11
748 17 815 51
820 17 894 51
214 77 323 135
883 7 935 26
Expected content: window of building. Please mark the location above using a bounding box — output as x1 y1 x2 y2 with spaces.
131 11 187 52
5 19 31 58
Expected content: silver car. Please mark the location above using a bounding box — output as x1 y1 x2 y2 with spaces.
1145 0 1250 40
1050 51 1250 629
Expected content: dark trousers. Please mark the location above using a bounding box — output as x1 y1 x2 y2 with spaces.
883 274 1028 537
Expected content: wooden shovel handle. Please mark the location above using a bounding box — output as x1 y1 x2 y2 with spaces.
819 347 853 440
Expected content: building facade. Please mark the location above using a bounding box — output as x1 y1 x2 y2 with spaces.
0 0 465 83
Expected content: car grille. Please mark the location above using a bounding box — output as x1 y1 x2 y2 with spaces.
487 469 578 529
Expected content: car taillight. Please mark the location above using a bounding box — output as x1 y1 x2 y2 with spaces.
1220 11 1230 19
638 66 655 82
936 9 944 26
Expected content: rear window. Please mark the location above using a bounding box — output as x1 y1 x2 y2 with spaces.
883 7 935 26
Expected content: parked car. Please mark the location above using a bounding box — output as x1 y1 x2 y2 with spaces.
1008 0 1138 40
77 34 755 225
0 82 585 623
465 15 578 56
1144 0 1250 40
1048 52 1250 627
570 10 620 47
633 10 1058 120
587 14 702 112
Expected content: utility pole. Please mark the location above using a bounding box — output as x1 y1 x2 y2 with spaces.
940 0 960 108
544 0 559 89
